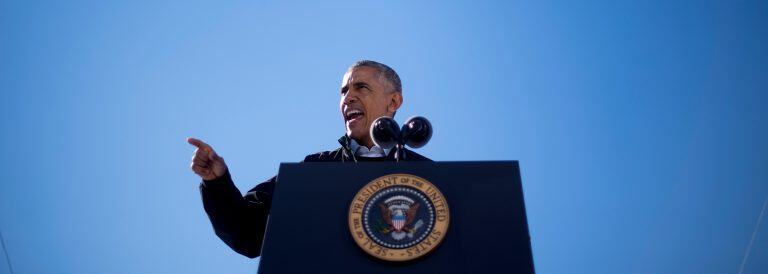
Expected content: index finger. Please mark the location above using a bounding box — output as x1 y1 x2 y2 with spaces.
187 137 212 151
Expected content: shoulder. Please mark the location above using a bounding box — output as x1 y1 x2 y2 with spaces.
303 148 345 162
301 147 432 162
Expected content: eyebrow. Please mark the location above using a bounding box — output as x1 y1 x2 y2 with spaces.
353 81 371 89
341 81 372 94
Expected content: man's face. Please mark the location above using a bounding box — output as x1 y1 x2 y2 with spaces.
340 66 402 146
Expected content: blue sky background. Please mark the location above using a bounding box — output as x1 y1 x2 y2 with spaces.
1 1 767 273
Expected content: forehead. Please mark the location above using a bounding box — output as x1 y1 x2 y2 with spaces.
341 66 382 86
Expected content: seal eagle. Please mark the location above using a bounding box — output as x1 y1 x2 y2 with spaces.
379 202 420 232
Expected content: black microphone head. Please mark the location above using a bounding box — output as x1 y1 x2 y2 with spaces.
370 116 401 150
401 116 432 149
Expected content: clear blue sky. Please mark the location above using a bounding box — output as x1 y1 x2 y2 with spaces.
1 1 766 273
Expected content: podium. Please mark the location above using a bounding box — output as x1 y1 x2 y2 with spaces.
257 161 534 274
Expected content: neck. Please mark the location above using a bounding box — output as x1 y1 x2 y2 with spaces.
353 136 375 149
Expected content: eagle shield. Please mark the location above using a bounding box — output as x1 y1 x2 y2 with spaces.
379 195 421 235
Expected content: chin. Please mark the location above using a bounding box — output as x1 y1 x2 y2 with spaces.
346 128 366 141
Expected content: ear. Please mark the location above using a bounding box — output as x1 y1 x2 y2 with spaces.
388 92 403 114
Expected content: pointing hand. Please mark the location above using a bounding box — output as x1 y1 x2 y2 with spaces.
187 137 228 181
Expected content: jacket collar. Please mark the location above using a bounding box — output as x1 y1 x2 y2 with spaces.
338 135 357 162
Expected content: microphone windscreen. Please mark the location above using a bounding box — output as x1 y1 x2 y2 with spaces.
401 116 432 149
370 117 401 150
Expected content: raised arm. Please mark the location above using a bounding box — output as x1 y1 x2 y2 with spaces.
188 137 272 258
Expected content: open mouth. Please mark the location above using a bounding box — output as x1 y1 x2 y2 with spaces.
345 108 365 123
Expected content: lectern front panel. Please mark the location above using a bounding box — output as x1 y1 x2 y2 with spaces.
258 161 534 274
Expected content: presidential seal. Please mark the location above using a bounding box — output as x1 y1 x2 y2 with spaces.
348 174 450 262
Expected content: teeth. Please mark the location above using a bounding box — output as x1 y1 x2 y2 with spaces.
346 109 363 118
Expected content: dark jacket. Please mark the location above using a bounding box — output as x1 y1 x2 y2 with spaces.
199 136 431 258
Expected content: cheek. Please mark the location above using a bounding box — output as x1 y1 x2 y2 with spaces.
371 97 390 115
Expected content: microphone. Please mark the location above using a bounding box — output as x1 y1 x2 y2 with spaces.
370 117 401 150
400 116 432 149
370 116 433 161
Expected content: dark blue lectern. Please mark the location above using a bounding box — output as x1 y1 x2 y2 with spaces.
257 161 534 274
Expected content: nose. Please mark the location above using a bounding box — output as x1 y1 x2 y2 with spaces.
343 90 358 105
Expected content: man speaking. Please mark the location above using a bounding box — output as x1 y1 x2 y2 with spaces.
187 60 431 258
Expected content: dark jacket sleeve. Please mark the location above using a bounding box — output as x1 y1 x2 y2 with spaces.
199 171 275 258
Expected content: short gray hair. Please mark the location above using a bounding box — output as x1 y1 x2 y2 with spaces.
348 60 402 93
